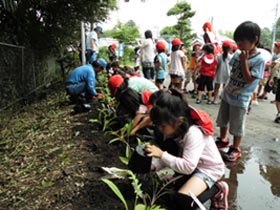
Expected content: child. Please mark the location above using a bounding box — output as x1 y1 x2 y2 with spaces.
268 55 280 123
213 40 233 104
154 41 168 89
144 89 228 210
196 43 217 104
216 21 266 162
180 43 190 92
169 38 186 89
188 43 202 96
108 73 158 132
107 43 118 62
258 42 280 101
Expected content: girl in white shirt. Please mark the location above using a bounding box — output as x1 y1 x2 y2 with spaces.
169 38 186 89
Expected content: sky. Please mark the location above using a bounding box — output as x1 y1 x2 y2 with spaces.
102 0 279 37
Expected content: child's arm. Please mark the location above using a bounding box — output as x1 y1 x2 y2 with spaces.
181 55 187 70
131 115 152 136
240 50 256 83
269 62 280 86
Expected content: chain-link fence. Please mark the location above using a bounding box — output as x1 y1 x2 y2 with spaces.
0 42 59 111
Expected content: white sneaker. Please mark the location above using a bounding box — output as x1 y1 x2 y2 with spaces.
213 100 219 105
252 100 258 105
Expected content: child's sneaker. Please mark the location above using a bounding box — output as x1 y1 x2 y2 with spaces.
215 137 231 149
207 100 213 105
211 180 229 210
223 146 241 162
213 100 219 105
196 98 202 104
274 112 280 123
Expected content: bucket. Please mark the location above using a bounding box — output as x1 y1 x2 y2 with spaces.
128 144 152 174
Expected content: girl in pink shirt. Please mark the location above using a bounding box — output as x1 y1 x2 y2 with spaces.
144 89 228 210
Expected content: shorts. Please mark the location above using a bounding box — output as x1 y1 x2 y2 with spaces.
170 169 215 190
197 75 214 91
193 170 215 188
216 99 247 137
259 77 268 86
155 78 165 84
264 77 278 93
170 74 184 79
184 69 192 83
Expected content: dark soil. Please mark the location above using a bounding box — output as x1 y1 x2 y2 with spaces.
0 83 139 210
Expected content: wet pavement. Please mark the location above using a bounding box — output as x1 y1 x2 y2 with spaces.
185 90 280 210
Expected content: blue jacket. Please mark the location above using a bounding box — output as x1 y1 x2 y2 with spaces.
66 64 97 96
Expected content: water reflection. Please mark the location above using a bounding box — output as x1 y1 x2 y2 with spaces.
223 147 280 210
259 163 280 197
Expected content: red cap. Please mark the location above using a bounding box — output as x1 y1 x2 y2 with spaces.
231 43 238 51
156 41 166 51
203 22 212 32
171 38 182 46
110 43 117 49
274 42 280 48
108 74 124 96
222 40 232 48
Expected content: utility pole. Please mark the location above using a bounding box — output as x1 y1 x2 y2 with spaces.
81 21 86 65
271 3 278 52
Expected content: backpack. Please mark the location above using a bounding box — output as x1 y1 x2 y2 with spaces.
189 106 214 136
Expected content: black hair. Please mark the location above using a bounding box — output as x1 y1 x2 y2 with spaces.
233 21 261 46
134 46 140 53
92 60 104 70
171 45 180 52
114 74 142 119
150 88 194 138
111 61 119 68
222 45 231 61
202 43 215 54
144 30 153 39
148 90 165 105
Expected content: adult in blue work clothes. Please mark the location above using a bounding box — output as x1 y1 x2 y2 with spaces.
85 26 103 64
66 58 107 103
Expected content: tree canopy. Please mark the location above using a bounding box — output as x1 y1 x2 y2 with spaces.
161 0 195 47
106 20 140 45
0 0 117 52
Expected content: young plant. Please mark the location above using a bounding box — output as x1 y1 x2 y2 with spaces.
101 169 166 210
108 121 142 165
89 103 119 132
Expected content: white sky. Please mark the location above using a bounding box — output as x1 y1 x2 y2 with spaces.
102 0 279 37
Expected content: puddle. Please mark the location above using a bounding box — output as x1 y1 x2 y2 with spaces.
224 148 280 210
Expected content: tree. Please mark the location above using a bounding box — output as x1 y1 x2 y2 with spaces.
104 20 140 65
107 20 140 45
161 0 195 46
0 0 117 53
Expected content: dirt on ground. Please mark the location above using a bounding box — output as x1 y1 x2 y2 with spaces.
0 83 139 210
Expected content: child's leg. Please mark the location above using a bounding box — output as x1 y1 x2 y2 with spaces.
207 91 213 101
220 127 228 141
233 135 242 148
213 83 221 101
178 176 208 196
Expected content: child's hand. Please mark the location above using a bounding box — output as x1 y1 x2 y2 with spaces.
144 144 163 158
239 50 249 60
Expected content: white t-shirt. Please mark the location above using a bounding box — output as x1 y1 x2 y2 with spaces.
140 39 155 63
86 31 99 52
169 50 185 76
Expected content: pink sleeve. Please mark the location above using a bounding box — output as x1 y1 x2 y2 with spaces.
160 127 206 175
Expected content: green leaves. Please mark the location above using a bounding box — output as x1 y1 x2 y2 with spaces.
101 178 129 210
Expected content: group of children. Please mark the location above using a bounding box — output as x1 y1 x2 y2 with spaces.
64 20 280 210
